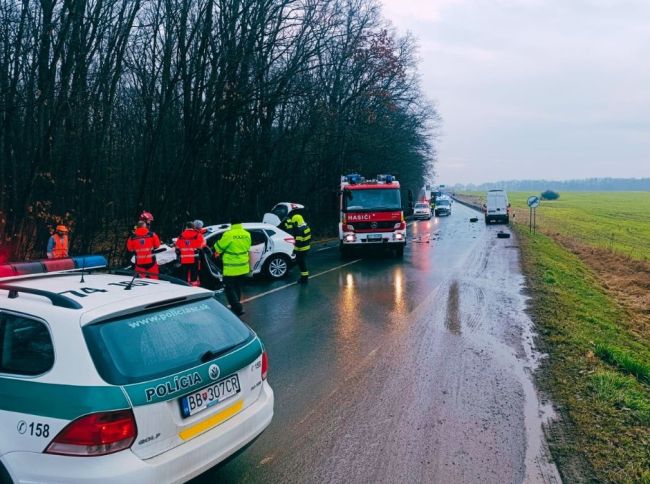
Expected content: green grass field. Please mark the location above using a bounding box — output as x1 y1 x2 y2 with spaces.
508 192 650 259
517 227 650 483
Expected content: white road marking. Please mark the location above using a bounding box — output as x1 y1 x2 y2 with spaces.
241 259 362 303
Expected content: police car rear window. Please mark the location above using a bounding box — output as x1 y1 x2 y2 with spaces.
83 297 252 385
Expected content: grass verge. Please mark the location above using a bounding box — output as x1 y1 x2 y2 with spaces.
516 225 650 483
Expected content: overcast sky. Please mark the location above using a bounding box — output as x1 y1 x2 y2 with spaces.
381 0 650 184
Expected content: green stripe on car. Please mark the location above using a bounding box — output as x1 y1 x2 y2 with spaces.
0 378 129 420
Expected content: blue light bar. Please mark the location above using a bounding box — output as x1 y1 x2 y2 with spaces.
72 255 108 269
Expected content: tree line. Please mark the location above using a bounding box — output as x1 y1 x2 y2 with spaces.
455 178 650 193
0 0 437 262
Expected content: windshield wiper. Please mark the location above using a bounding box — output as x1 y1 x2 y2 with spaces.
200 345 238 363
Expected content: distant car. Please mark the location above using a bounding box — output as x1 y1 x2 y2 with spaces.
413 202 432 220
435 198 452 216
0 256 273 483
151 223 296 281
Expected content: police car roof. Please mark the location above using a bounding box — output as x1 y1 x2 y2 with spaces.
0 272 212 325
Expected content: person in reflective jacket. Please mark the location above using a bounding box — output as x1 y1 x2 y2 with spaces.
176 221 205 286
47 225 69 259
127 220 161 279
214 217 251 316
285 212 311 284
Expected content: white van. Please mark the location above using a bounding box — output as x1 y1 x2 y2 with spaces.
484 189 510 224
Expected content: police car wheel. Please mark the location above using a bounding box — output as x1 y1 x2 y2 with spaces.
265 255 289 279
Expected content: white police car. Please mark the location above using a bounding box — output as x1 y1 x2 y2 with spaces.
0 256 273 483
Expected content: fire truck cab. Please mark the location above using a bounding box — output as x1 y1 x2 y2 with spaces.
339 174 406 258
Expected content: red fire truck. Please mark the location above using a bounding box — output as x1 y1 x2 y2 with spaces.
339 174 406 258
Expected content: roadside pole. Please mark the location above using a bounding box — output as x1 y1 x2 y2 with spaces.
527 196 540 234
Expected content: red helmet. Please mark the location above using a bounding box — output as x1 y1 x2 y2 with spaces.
139 211 154 224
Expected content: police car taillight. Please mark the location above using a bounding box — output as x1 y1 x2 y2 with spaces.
261 351 269 380
45 410 137 456
284 237 295 245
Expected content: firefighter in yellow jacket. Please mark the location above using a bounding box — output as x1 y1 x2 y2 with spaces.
285 211 311 284
214 216 251 316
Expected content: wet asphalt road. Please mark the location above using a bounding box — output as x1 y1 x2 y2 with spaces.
193 203 561 484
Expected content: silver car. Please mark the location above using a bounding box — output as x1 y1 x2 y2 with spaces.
413 202 432 220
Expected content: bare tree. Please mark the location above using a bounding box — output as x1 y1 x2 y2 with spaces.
0 0 437 262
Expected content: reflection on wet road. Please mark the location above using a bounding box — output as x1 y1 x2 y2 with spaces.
194 203 560 484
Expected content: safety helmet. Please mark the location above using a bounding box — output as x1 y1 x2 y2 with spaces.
193 219 204 229
139 211 154 224
55 225 68 233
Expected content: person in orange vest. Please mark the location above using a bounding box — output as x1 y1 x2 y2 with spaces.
127 220 161 279
176 221 206 286
47 225 69 259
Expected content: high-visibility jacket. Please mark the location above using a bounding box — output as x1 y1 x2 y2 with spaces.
176 229 205 265
214 224 251 276
127 227 161 266
288 214 311 252
48 235 69 259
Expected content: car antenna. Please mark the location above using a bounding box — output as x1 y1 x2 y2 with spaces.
79 257 86 283
124 271 138 290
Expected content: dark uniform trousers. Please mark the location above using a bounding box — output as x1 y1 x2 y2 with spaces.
296 251 308 279
224 275 246 314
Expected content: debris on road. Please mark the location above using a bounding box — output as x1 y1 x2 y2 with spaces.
497 231 511 239
469 217 479 223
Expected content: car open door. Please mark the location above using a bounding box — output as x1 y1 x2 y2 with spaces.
249 230 268 273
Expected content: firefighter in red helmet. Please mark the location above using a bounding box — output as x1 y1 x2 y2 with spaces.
175 221 206 286
127 220 161 279
140 211 154 228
